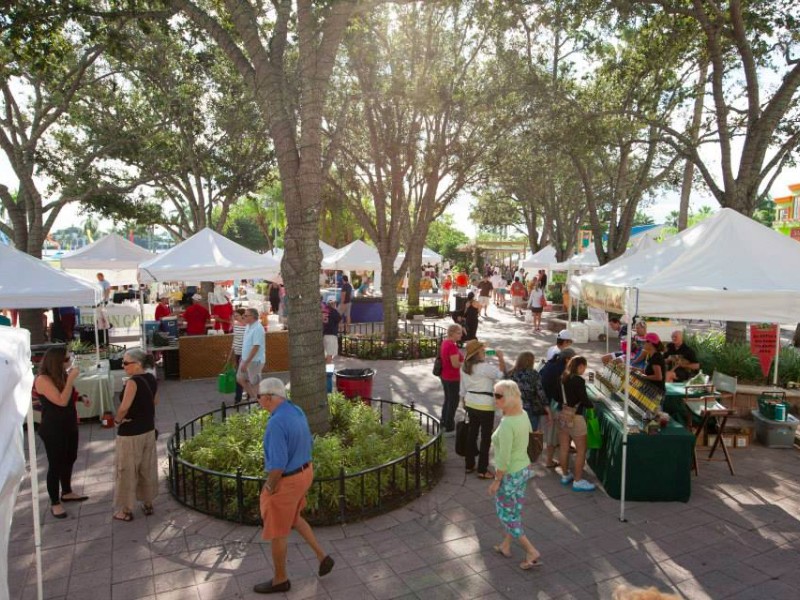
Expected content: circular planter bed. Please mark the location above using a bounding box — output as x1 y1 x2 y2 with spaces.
167 393 444 526
340 325 445 360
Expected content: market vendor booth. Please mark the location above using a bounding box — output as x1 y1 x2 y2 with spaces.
572 209 800 519
0 243 101 599
137 228 281 380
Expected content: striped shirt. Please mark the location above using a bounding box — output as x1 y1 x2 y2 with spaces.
232 323 246 355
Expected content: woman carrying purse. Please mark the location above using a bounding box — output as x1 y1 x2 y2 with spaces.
558 356 596 492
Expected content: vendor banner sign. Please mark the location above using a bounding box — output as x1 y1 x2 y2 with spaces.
750 323 778 377
579 281 629 313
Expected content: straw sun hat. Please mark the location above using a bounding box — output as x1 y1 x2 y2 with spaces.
464 340 486 361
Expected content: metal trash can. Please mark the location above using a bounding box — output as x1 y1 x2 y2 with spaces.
335 368 375 404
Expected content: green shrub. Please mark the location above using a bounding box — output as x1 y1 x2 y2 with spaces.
769 347 800 388
178 392 440 523
684 330 800 384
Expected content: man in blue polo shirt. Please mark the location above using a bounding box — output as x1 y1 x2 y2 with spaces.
253 378 334 594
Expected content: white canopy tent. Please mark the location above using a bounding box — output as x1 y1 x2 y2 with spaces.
1 243 102 309
60 233 154 284
137 228 280 283
393 247 443 270
319 240 338 258
551 247 600 271
521 245 557 269
572 208 800 322
321 239 382 271
0 245 100 600
572 208 800 522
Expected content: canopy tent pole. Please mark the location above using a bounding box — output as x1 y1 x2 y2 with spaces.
773 324 781 386
619 287 633 523
25 404 44 600
138 281 146 349
93 307 101 363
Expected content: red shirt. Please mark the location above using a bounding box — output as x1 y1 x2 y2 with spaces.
510 281 526 297
440 339 463 382
212 302 233 333
155 303 171 321
182 303 210 335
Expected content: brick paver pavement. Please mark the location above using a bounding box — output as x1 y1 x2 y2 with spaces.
8 305 800 599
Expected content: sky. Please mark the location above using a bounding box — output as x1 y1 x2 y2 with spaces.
445 166 800 239
1 154 798 243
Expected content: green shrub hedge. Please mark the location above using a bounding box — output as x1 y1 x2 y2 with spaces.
177 393 439 523
686 330 800 386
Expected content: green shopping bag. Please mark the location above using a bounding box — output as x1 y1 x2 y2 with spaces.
217 364 236 394
585 408 602 449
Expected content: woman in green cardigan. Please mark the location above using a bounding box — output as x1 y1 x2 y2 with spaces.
488 380 542 570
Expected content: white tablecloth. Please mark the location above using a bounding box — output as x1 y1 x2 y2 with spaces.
74 361 114 419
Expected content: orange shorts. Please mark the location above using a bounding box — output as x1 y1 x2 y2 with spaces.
260 464 313 540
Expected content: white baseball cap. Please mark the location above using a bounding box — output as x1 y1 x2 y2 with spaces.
557 330 573 341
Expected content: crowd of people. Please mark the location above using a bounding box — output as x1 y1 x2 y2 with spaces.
434 306 707 570
436 324 604 569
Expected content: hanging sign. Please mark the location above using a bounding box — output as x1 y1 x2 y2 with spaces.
750 324 778 378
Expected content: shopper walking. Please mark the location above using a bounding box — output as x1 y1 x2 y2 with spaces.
254 378 334 594
488 380 542 570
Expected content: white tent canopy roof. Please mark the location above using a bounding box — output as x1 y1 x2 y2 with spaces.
0 244 100 308
394 247 443 270
552 247 600 271
572 208 800 322
521 245 557 269
319 240 337 258
60 233 154 269
137 228 280 283
321 239 382 271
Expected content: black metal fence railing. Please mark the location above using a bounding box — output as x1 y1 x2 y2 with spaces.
339 322 446 360
167 399 443 526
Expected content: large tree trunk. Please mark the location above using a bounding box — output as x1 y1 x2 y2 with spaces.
379 256 399 342
725 321 747 344
404 232 427 309
281 180 328 434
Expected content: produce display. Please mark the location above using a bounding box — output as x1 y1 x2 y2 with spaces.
593 362 665 423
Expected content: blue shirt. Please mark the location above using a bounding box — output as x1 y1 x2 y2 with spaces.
242 321 265 362
263 400 313 472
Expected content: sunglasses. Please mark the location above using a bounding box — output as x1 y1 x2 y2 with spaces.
122 361 138 366
493 393 504 399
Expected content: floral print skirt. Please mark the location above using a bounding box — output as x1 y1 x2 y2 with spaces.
495 466 533 539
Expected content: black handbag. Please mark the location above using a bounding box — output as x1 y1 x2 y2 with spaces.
432 356 443 377
455 412 470 457
527 431 543 463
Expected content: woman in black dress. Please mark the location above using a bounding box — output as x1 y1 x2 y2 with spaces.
33 347 91 518
462 292 481 341
268 280 281 314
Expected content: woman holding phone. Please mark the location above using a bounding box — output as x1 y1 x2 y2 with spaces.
33 347 91 518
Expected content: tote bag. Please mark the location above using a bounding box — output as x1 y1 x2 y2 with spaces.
585 408 602 449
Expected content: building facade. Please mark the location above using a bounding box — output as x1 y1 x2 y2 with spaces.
774 183 800 242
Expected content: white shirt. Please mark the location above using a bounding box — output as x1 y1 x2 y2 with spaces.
460 362 503 410
490 274 503 289
528 288 545 308
546 345 560 361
